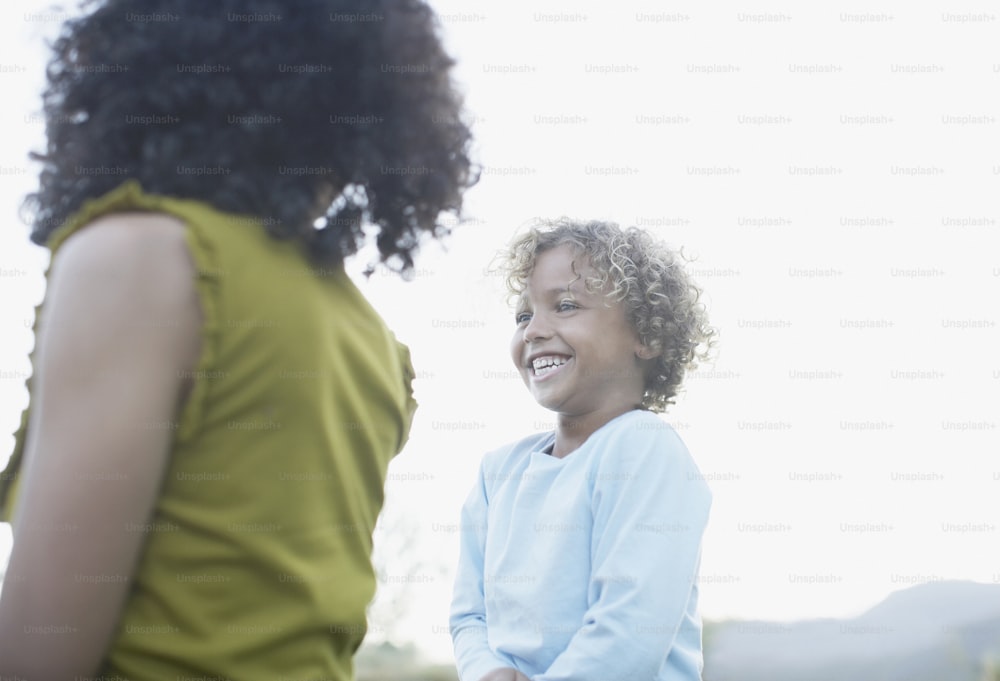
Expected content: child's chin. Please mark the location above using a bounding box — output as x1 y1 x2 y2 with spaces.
529 391 564 413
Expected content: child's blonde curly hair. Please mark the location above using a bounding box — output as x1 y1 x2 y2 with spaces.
501 219 716 413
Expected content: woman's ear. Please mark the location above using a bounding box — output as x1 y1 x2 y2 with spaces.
635 343 661 361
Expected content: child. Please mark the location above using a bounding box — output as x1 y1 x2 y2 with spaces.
451 220 715 681
0 1 474 679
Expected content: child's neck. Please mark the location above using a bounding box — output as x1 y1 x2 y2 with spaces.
551 404 638 458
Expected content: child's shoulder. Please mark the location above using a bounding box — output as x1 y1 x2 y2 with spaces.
590 410 701 475
597 409 686 449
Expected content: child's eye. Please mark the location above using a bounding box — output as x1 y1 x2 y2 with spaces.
556 300 578 312
515 311 532 325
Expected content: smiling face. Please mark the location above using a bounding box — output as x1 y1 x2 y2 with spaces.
510 243 654 422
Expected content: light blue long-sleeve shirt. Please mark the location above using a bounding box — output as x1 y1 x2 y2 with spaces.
450 409 712 681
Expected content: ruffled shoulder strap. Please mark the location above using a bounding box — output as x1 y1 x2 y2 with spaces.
0 181 223 520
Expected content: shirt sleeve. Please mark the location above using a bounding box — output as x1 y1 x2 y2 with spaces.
450 459 514 681
534 427 712 681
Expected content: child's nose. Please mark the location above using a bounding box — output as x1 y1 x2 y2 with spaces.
522 312 551 342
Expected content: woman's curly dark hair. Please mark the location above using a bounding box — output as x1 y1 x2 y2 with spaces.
26 0 477 274
502 219 716 413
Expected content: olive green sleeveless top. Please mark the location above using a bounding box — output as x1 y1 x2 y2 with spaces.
0 181 417 680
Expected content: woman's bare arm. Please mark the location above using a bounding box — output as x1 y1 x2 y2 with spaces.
0 213 200 678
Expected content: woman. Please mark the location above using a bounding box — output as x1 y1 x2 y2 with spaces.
0 1 475 678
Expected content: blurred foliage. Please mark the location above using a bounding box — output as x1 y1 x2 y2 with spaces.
981 656 1000 681
356 641 458 681
358 667 457 681
365 498 450 649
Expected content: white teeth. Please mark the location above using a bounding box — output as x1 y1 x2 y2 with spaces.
531 356 568 374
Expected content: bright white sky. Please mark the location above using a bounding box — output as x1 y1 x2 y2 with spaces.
1 0 998 665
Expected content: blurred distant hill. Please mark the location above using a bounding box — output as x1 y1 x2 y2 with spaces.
704 580 1000 681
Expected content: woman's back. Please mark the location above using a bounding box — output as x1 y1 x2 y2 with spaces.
2 181 418 679
0 0 474 672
